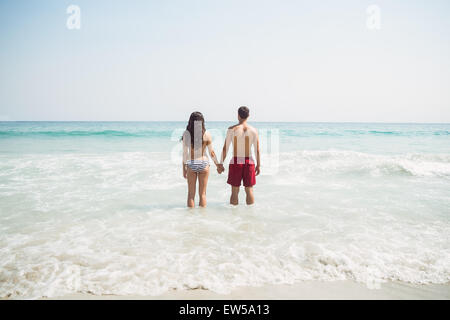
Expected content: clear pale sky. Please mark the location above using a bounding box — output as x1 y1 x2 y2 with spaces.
0 0 449 122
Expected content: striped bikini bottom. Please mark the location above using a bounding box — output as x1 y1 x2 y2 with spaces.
186 159 210 173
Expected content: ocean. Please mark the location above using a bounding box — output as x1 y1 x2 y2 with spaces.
0 121 449 299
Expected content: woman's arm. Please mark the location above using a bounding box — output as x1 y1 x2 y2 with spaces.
182 131 189 178
205 131 220 166
205 131 224 173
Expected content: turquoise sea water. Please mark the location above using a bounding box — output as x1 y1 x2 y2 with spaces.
0 122 449 298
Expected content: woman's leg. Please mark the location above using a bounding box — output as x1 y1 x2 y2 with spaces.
197 166 210 207
187 168 197 208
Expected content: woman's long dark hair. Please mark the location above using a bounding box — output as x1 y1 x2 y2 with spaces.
184 111 206 147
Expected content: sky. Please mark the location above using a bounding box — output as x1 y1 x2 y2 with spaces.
0 0 449 122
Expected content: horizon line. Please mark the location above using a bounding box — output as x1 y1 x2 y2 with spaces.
1 120 450 125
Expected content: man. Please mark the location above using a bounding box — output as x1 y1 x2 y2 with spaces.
217 106 260 205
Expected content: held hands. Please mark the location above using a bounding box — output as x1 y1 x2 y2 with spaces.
216 164 225 174
216 164 258 175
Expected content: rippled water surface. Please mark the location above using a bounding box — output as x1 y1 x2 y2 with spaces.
0 122 449 298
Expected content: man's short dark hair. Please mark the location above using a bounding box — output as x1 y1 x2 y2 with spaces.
238 106 249 119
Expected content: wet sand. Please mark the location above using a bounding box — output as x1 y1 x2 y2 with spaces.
42 280 450 300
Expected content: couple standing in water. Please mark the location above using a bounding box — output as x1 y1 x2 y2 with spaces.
182 106 261 208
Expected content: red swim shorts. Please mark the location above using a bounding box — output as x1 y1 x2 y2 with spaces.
227 157 256 187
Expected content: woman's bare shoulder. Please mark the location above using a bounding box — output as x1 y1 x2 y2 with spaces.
204 130 212 141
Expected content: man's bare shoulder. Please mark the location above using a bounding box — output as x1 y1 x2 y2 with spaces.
246 124 258 135
227 124 240 130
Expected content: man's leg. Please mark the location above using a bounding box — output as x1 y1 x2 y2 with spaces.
244 187 254 205
230 186 239 205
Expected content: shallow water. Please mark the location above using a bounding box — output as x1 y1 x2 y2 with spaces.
0 122 449 298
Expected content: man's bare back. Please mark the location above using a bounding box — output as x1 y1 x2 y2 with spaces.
226 123 259 160
219 106 260 205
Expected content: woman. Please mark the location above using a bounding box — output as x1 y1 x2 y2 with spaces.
182 112 221 208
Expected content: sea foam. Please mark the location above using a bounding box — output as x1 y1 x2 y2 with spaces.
0 122 449 299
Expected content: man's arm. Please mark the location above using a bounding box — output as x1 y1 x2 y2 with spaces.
255 130 260 176
220 128 233 166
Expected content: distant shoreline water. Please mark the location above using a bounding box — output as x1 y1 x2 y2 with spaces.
1 121 449 135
